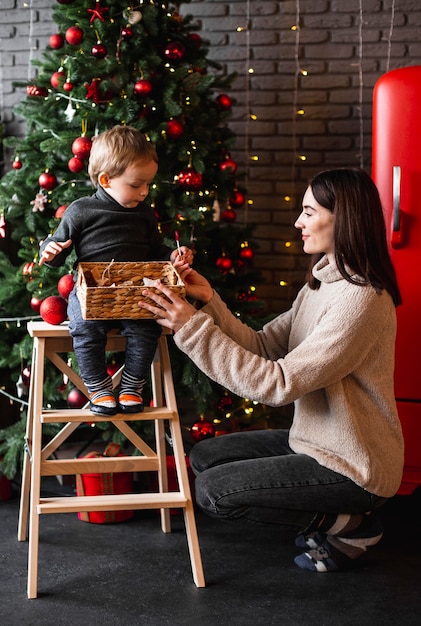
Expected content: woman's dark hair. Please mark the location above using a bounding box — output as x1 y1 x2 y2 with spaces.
306 168 402 306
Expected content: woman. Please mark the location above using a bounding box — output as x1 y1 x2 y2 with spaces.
139 168 404 573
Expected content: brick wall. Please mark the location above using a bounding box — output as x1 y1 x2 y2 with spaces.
1 0 421 313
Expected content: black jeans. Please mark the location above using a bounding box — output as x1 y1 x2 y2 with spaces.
189 429 387 533
68 289 162 392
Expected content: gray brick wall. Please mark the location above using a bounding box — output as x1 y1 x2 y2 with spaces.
1 0 420 313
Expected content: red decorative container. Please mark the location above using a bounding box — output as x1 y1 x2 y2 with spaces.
76 444 134 523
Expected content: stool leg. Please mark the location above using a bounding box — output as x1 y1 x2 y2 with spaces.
27 337 45 599
18 341 36 542
151 344 171 532
159 335 205 587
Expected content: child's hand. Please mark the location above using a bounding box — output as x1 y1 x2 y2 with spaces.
39 239 72 265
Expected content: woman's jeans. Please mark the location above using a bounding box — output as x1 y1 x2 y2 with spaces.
189 429 387 533
68 289 162 392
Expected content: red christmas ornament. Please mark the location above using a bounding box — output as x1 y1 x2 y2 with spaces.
134 79 153 97
12 157 22 170
215 94 233 111
38 171 58 190
121 26 134 40
63 80 73 92
239 245 254 261
164 41 186 61
72 135 92 159
65 26 84 46
92 42 107 58
55 205 68 218
21 366 31 387
191 419 215 443
22 261 35 277
50 70 66 89
57 273 75 299
189 33 202 48
49 33 64 49
67 387 88 409
40 295 68 325
0 213 6 239
107 362 120 377
229 189 246 207
68 157 85 173
220 158 237 175
216 255 233 273
26 85 48 97
166 119 184 139
176 168 203 190
221 208 237 222
30 296 43 313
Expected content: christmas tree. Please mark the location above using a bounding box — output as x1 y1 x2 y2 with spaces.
0 0 289 476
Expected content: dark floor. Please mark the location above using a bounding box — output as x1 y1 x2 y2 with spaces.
1 475 421 626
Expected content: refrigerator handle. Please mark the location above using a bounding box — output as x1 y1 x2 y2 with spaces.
391 165 403 248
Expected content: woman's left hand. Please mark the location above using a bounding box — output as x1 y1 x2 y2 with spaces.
139 282 198 332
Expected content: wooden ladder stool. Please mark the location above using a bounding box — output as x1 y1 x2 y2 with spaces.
18 321 205 598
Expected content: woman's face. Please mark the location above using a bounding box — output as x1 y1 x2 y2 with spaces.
294 185 336 262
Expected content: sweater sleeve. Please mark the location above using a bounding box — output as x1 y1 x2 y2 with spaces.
174 285 393 407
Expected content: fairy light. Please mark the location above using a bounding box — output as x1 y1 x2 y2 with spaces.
386 0 396 73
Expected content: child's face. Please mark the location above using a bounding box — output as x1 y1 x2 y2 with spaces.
100 158 158 208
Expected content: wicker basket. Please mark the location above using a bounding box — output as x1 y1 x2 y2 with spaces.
76 261 185 320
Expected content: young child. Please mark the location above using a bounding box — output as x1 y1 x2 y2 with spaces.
39 125 193 416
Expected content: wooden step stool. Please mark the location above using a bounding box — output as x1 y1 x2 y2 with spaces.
18 321 205 598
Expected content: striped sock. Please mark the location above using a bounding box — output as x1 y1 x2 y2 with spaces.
87 376 116 415
295 513 383 572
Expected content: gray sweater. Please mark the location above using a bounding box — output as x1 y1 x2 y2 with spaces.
39 185 170 267
174 255 404 498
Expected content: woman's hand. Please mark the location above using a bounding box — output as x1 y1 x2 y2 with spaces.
139 282 198 332
176 264 213 303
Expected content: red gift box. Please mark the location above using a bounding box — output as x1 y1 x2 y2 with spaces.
76 443 134 524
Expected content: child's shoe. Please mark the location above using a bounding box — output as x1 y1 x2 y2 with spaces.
89 390 117 416
118 391 144 414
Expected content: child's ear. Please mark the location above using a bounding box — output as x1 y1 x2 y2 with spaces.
98 172 110 188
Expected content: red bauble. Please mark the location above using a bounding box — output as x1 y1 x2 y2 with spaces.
40 295 68 325
190 33 202 48
239 245 254 261
50 70 66 89
221 208 237 222
72 135 92 159
12 158 22 170
68 156 85 173
164 41 185 61
49 33 64 49
220 158 237 175
67 387 88 409
38 171 58 190
121 26 134 40
216 255 233 273
92 43 107 58
57 273 75 299
55 205 68 218
30 296 43 313
215 94 233 111
191 419 215 443
21 365 31 387
22 261 35 277
134 79 153 97
107 362 120 377
167 119 184 139
229 189 246 207
63 80 73 92
176 168 203 190
65 26 84 46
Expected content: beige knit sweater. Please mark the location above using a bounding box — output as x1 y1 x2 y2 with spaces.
174 255 404 498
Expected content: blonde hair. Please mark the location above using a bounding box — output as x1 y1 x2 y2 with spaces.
88 125 158 187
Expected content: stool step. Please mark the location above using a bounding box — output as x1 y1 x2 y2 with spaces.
41 406 176 423
37 492 188 514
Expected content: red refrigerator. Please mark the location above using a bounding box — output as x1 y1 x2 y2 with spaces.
372 65 421 494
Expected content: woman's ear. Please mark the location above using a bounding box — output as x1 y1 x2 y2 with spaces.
98 172 110 188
